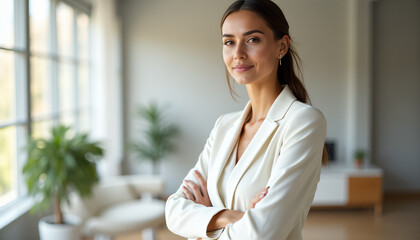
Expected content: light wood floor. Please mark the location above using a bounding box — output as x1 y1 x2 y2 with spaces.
114 198 420 240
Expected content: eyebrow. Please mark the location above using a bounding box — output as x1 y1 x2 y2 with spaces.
222 30 265 38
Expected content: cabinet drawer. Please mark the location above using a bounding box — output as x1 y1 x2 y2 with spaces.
348 177 382 205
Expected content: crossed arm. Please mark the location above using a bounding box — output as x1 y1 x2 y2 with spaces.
182 170 269 233
166 108 326 239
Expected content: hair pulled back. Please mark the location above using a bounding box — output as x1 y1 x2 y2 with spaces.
221 0 328 164
221 0 309 103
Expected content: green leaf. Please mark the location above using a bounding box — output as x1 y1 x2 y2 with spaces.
130 102 180 167
22 124 104 223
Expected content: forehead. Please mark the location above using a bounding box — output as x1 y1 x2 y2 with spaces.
222 10 272 35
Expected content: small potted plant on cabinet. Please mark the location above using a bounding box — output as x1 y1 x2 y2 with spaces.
354 150 365 169
131 102 180 174
22 125 103 240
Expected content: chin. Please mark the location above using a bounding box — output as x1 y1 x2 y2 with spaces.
231 75 254 85
233 78 252 85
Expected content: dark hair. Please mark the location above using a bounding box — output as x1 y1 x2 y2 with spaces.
221 0 328 164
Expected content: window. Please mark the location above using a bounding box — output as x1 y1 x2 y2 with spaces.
0 0 92 212
0 0 24 209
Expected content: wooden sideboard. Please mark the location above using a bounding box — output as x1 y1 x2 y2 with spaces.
312 163 383 215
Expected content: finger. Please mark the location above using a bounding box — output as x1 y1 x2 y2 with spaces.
249 187 270 209
182 186 195 201
261 186 269 194
249 199 257 209
184 180 202 199
193 170 208 196
257 187 270 202
249 196 260 209
249 195 263 209
257 191 267 200
257 186 269 198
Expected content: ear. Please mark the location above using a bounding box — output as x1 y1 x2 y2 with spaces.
277 35 290 58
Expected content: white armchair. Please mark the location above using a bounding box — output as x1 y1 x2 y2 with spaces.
63 175 166 240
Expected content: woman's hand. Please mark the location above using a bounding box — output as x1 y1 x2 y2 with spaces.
182 172 269 234
182 170 212 207
207 186 269 232
248 186 269 209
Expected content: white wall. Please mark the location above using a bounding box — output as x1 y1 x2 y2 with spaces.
120 0 248 194
120 0 360 194
372 0 420 191
279 0 351 162
0 211 42 240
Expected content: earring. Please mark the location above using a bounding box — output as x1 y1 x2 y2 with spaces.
279 54 282 66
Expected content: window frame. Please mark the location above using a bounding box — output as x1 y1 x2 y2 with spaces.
0 0 92 229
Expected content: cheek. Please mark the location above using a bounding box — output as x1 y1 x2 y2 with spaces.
222 49 233 67
253 47 275 65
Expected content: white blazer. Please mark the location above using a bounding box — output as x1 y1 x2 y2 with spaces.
165 85 327 240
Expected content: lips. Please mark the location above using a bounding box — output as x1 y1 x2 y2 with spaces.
233 64 254 72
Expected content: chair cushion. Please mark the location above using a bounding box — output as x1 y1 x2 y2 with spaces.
63 182 136 223
84 199 165 236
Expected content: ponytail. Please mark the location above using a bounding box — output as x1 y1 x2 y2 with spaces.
222 0 329 165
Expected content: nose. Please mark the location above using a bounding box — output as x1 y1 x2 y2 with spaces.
234 42 247 60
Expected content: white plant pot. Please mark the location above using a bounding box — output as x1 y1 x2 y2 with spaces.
38 214 82 240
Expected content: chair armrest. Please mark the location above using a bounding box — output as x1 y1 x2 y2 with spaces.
120 175 165 197
63 180 136 221
63 175 164 222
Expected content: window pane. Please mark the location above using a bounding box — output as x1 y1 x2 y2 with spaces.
0 0 14 48
79 111 90 133
60 113 75 128
79 63 89 108
0 126 17 208
77 13 89 61
31 56 51 118
57 3 74 58
30 0 50 54
0 50 15 123
32 120 52 139
58 62 74 112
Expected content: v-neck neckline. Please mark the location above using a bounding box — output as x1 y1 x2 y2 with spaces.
236 108 264 165
235 110 251 165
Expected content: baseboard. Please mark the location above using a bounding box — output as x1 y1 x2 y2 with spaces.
384 191 420 201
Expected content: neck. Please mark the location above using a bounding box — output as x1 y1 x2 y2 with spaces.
246 80 282 123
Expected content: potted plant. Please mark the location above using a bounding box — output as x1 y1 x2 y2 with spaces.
354 150 365 169
22 125 104 240
131 102 180 174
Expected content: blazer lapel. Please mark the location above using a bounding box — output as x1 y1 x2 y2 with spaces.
210 102 252 207
225 85 297 209
225 119 277 209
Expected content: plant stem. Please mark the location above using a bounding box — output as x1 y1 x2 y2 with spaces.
55 194 63 224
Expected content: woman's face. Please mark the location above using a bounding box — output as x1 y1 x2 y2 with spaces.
222 10 283 86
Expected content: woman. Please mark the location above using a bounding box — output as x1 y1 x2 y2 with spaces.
165 0 327 239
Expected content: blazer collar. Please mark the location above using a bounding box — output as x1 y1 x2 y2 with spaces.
232 85 297 125
266 85 298 122
211 85 297 209
224 85 297 208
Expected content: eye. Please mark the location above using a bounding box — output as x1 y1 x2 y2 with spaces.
247 37 259 43
224 40 234 46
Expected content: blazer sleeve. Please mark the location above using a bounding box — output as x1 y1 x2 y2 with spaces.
218 107 327 240
165 115 227 239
